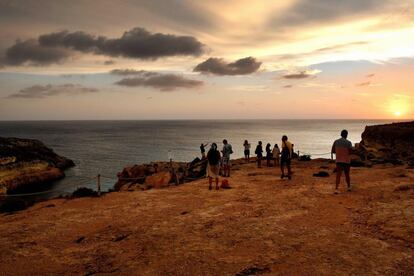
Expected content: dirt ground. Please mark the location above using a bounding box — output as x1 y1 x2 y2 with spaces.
0 159 413 275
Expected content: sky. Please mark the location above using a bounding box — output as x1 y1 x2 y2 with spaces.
0 0 413 120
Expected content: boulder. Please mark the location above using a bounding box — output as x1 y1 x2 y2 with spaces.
187 158 207 178
114 164 149 190
144 171 172 189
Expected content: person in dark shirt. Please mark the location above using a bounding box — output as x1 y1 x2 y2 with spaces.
280 135 293 180
255 141 263 168
243 140 251 163
221 139 233 177
266 143 272 167
200 143 209 159
207 143 221 190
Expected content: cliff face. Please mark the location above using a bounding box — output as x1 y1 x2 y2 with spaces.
357 121 414 164
0 137 75 194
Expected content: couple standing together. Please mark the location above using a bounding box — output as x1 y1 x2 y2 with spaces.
204 139 233 190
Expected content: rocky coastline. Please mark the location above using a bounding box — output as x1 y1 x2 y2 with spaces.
0 137 75 194
0 122 413 274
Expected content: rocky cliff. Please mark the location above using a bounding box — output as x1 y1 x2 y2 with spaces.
0 137 75 194
357 121 414 164
114 157 208 191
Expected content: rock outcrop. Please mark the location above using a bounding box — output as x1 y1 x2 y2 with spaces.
356 121 414 164
0 137 75 194
114 158 208 191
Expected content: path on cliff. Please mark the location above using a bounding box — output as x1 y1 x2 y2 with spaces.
0 159 413 275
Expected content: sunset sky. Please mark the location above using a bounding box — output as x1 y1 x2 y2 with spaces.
0 0 413 120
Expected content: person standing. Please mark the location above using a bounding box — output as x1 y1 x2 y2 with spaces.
331 130 353 194
207 143 221 190
280 135 293 179
272 144 280 166
266 143 272 167
221 139 233 177
200 143 208 159
243 140 251 162
255 141 263 168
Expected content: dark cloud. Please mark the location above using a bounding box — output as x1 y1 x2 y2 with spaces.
115 73 203 91
193 56 261 75
110 69 158 77
356 81 371 87
366 73 375 78
283 84 293 88
104 60 115 65
1 27 205 67
282 71 313 79
38 27 205 59
270 0 384 27
1 39 70 66
7 84 99 98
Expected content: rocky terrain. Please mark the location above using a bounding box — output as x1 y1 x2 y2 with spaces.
0 137 74 194
356 121 414 165
0 158 413 275
114 157 208 191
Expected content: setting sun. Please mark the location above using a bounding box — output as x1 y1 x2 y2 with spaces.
394 111 402 116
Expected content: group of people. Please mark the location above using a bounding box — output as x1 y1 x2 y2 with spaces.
201 129 353 194
244 136 293 179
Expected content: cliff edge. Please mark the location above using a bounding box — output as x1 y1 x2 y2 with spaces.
0 137 75 194
357 121 414 164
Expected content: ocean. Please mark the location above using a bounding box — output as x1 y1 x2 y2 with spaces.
0 119 399 197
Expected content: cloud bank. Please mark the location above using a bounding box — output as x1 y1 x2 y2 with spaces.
7 84 99 98
2 39 71 66
281 71 313 79
193 57 261 75
1 27 205 66
114 72 203 91
110 69 158 76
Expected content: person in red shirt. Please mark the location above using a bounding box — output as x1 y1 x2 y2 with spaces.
331 129 353 194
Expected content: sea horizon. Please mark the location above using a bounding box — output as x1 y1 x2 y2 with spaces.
1 118 412 122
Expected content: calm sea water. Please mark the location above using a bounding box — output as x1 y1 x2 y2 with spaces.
0 120 398 196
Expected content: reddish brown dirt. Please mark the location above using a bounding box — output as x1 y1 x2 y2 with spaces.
0 159 413 275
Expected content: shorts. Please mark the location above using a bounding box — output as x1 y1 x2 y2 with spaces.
222 156 230 166
336 162 350 171
281 156 291 166
244 149 250 156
